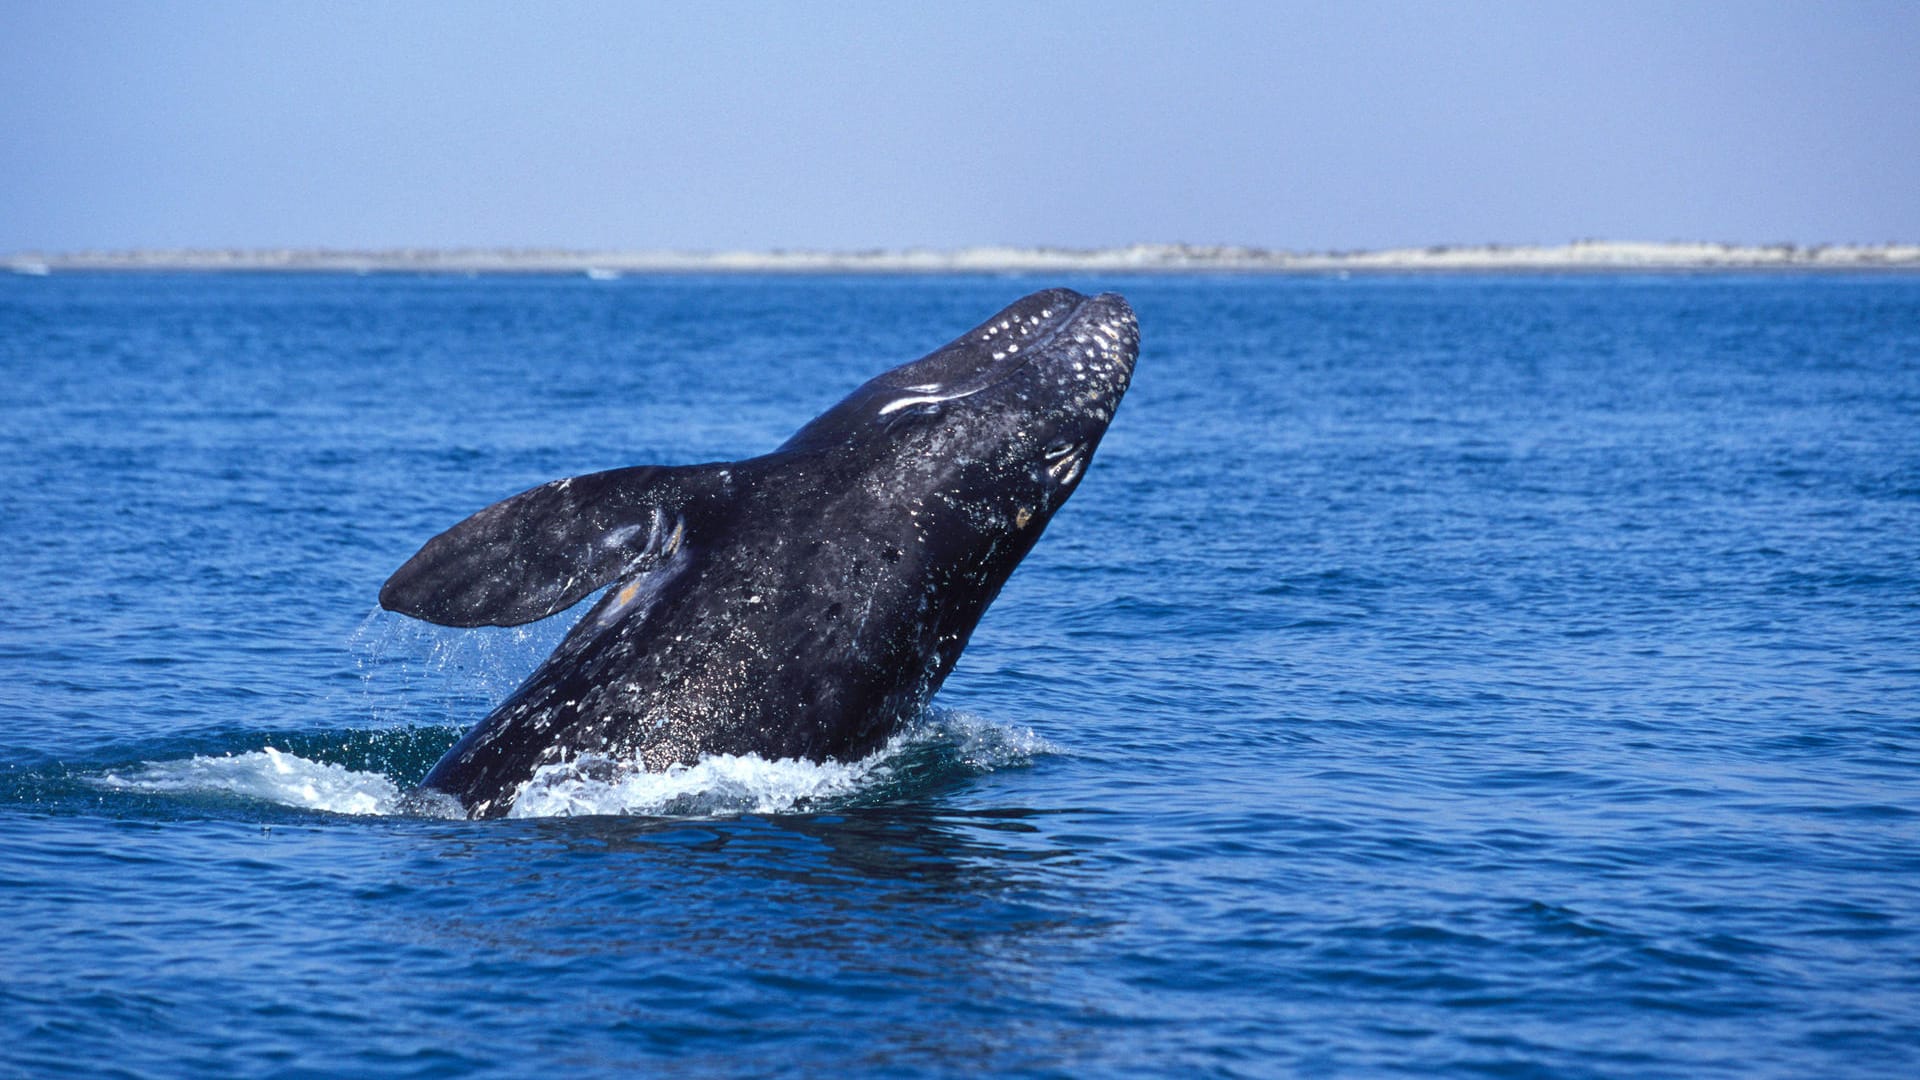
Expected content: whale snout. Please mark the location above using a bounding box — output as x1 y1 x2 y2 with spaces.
1072 292 1139 370
935 289 1138 424
778 287 1138 453
1032 291 1138 409
969 289 1133 354
945 289 1138 397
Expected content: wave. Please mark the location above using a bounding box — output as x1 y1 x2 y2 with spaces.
86 711 1054 821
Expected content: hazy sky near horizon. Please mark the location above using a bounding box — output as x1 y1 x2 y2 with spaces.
4 1 1916 252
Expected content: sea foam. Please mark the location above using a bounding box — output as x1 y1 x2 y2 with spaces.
505 710 1056 818
97 746 407 816
91 712 1054 820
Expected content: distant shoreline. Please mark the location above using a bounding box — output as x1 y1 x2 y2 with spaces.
8 241 1920 276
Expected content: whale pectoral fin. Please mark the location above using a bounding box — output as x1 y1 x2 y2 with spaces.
379 464 709 627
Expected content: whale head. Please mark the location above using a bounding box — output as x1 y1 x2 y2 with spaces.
781 288 1139 540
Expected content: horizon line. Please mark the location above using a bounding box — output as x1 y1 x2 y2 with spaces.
9 240 1920 275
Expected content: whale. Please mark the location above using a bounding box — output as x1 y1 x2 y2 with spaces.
380 288 1139 818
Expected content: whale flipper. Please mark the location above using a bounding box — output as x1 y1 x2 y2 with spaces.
379 464 719 628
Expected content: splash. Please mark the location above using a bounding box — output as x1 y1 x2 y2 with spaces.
347 606 576 726
96 747 412 816
508 751 877 818
507 710 1057 818
88 711 1055 821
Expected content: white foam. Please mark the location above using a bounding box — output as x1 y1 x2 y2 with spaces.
506 710 1055 819
88 712 1055 821
96 747 406 816
507 751 875 818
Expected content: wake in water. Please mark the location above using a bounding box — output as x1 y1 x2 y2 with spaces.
90 711 1055 820
96 746 418 816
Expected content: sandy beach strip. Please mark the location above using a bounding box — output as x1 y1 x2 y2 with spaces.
8 241 1920 275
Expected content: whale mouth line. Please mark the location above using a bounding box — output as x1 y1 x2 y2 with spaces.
877 388 977 416
875 352 1043 416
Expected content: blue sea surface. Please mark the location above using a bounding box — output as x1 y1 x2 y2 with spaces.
2 272 1917 1077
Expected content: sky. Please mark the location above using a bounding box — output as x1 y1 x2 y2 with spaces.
3 0 1916 253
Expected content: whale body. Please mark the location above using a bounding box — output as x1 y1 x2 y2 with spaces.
381 288 1139 817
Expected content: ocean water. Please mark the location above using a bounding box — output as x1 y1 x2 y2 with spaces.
2 271 1917 1078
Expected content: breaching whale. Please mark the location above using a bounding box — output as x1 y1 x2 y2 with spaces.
381 288 1139 818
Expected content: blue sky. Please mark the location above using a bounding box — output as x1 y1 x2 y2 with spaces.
3 0 1916 252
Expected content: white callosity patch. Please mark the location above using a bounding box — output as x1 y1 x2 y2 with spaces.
1062 312 1137 411
96 747 409 816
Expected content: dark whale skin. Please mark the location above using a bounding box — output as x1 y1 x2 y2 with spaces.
381 288 1138 818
